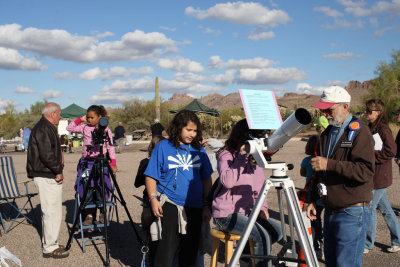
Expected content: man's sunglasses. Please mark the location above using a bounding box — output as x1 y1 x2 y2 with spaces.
321 105 339 114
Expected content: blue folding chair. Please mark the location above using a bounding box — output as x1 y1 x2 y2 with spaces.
0 156 38 234
72 168 121 252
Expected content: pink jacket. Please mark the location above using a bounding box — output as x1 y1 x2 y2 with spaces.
67 118 116 166
212 149 268 218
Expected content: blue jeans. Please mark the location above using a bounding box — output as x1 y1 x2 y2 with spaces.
365 188 400 249
324 205 370 267
214 213 282 267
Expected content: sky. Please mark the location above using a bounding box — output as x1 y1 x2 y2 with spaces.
0 0 399 112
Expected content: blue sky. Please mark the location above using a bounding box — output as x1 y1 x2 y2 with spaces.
0 0 399 112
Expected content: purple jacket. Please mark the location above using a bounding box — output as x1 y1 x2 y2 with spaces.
212 149 268 218
67 118 116 166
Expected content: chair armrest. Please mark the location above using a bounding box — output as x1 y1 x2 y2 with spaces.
18 179 34 184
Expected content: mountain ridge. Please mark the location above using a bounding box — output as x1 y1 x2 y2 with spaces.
166 80 372 110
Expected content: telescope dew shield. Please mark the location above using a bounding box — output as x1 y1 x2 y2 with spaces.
266 108 311 153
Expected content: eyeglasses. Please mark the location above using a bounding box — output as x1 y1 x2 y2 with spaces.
321 104 339 114
364 109 378 115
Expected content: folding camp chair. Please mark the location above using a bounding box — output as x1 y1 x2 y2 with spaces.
0 156 38 234
72 170 121 252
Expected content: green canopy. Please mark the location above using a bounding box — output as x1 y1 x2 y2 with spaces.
61 103 86 118
168 99 219 117
168 99 221 136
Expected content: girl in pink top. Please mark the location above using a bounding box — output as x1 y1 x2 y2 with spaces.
67 105 117 227
212 119 281 267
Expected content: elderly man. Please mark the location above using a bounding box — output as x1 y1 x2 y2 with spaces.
26 102 69 258
306 86 375 267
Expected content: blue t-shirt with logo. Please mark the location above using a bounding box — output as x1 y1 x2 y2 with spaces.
144 139 213 208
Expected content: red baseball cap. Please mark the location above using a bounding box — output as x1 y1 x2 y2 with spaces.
312 86 351 109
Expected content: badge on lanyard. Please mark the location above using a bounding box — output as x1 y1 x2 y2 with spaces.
341 120 361 147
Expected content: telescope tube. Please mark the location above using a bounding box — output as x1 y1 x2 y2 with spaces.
266 108 312 153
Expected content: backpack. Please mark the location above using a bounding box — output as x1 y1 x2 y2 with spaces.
205 177 222 210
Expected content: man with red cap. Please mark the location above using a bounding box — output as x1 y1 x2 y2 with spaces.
306 86 375 267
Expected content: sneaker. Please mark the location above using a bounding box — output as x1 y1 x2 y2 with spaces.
82 214 93 226
363 248 370 254
387 245 400 253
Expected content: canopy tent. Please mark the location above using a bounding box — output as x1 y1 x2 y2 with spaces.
168 99 221 136
61 103 86 118
169 99 219 117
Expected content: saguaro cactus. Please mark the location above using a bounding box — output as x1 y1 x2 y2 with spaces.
155 76 160 122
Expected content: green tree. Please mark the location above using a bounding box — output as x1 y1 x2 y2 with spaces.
0 103 20 139
368 49 400 120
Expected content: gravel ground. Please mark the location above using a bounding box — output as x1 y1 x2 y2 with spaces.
1 138 399 267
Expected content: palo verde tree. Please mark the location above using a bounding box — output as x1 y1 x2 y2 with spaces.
368 49 400 120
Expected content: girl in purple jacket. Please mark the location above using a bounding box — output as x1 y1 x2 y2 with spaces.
212 119 282 267
67 105 117 228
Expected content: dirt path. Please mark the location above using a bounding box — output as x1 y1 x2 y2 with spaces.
1 139 399 266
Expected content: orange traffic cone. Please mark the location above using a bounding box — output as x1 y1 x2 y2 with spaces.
298 245 307 267
298 200 313 266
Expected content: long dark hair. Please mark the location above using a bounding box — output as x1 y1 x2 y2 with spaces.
365 99 388 133
148 135 165 157
218 118 250 158
167 110 202 150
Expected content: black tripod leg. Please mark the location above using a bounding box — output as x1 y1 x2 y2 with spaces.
65 165 97 251
100 159 110 267
106 162 138 237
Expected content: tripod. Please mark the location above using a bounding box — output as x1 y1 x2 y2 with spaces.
229 162 319 267
65 138 146 267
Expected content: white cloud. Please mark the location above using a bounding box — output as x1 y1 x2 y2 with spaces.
211 70 236 86
248 31 275 40
91 31 115 39
295 83 326 95
237 67 306 85
185 83 225 93
0 24 178 63
157 56 204 72
321 52 365 60
174 72 206 83
337 0 400 18
88 93 140 105
208 56 278 69
323 19 364 29
314 6 344 18
203 27 222 36
330 42 339 47
41 90 63 99
0 98 16 112
336 0 366 8
54 71 75 79
101 76 223 95
14 86 37 94
160 26 176 32
185 2 290 27
374 25 400 37
81 66 155 81
369 17 379 27
325 80 348 86
0 47 46 70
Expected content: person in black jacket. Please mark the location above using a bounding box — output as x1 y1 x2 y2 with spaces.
26 102 69 259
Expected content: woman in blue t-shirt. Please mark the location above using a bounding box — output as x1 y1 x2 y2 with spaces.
144 110 213 267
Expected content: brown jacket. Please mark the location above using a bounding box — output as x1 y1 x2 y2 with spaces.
310 116 375 210
370 122 396 189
